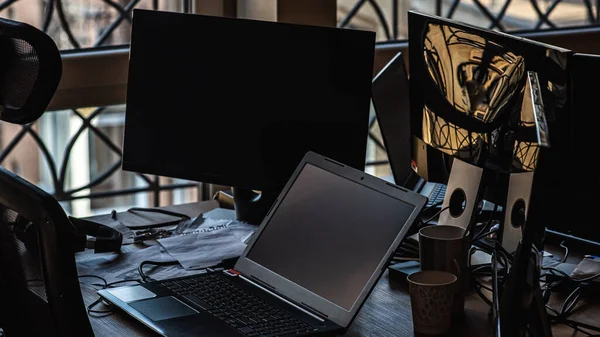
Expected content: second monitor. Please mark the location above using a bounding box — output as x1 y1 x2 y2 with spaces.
122 9 376 224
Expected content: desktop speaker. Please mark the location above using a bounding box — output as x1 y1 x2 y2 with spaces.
501 171 533 254
438 158 484 231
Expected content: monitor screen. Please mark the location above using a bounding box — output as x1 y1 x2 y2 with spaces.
122 9 375 192
246 163 415 310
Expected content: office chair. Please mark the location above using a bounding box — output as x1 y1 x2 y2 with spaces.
0 17 94 336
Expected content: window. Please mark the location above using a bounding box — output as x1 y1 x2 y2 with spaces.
0 0 596 216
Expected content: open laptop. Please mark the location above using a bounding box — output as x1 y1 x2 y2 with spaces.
98 151 426 337
371 52 446 209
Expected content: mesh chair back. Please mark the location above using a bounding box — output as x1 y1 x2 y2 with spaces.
0 17 61 124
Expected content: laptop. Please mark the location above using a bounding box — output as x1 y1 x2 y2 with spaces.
98 151 427 337
371 51 446 209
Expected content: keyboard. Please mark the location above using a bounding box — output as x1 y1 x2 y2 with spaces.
161 273 318 336
426 184 446 208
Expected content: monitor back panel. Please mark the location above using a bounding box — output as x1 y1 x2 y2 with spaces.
123 9 376 192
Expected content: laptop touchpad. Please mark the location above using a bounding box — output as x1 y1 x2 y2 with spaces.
130 296 199 321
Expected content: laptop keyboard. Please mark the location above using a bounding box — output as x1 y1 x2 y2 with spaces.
161 273 319 336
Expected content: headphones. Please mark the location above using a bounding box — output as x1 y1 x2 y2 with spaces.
69 216 123 254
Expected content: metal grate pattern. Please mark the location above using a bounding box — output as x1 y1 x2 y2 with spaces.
0 1 198 211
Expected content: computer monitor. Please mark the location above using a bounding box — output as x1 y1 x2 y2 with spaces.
371 52 448 211
544 52 600 246
371 52 414 187
407 11 572 218
122 9 376 224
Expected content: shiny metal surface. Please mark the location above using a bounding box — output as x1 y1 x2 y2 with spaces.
413 17 567 174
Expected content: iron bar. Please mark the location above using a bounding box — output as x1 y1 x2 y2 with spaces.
23 125 62 198
473 0 506 30
494 0 513 28
94 0 142 47
529 0 557 29
368 132 386 152
0 0 18 12
72 108 122 155
101 0 133 23
447 0 461 18
535 0 562 30
56 0 81 48
366 160 389 166
367 0 392 40
583 0 596 24
41 0 54 33
339 0 367 28
64 161 121 195
153 176 160 207
0 126 28 163
392 0 398 39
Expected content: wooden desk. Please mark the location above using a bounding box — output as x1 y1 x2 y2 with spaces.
77 201 597 337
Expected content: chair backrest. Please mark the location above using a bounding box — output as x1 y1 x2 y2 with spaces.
0 17 62 124
0 17 94 337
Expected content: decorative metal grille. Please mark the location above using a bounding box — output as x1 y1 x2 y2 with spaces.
0 0 197 213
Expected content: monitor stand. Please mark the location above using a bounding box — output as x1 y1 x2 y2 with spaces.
232 187 278 226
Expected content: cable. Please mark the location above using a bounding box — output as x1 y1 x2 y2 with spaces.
127 207 192 220
138 260 180 282
472 278 493 307
560 240 569 263
540 266 600 336
471 203 499 244
421 200 443 214
79 274 142 316
420 206 450 227
471 228 498 243
78 274 108 289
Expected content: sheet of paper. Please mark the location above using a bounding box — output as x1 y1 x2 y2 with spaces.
76 244 200 283
158 219 256 270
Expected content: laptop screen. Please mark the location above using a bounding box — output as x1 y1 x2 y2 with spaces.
246 163 415 310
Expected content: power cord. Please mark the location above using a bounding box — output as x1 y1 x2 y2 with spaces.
138 260 180 282
420 206 450 227
540 261 600 335
78 275 142 316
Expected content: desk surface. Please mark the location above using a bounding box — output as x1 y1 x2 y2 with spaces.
77 201 598 337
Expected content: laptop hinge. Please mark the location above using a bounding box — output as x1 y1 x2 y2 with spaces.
239 274 326 322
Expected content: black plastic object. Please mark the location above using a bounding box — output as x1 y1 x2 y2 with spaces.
0 166 94 337
232 187 278 226
0 16 93 337
0 17 61 124
122 9 375 223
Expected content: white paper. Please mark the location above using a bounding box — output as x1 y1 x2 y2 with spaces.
158 219 256 270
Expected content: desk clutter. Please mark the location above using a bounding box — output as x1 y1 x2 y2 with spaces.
388 211 600 336
5 2 600 336
91 151 428 337
75 208 255 283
